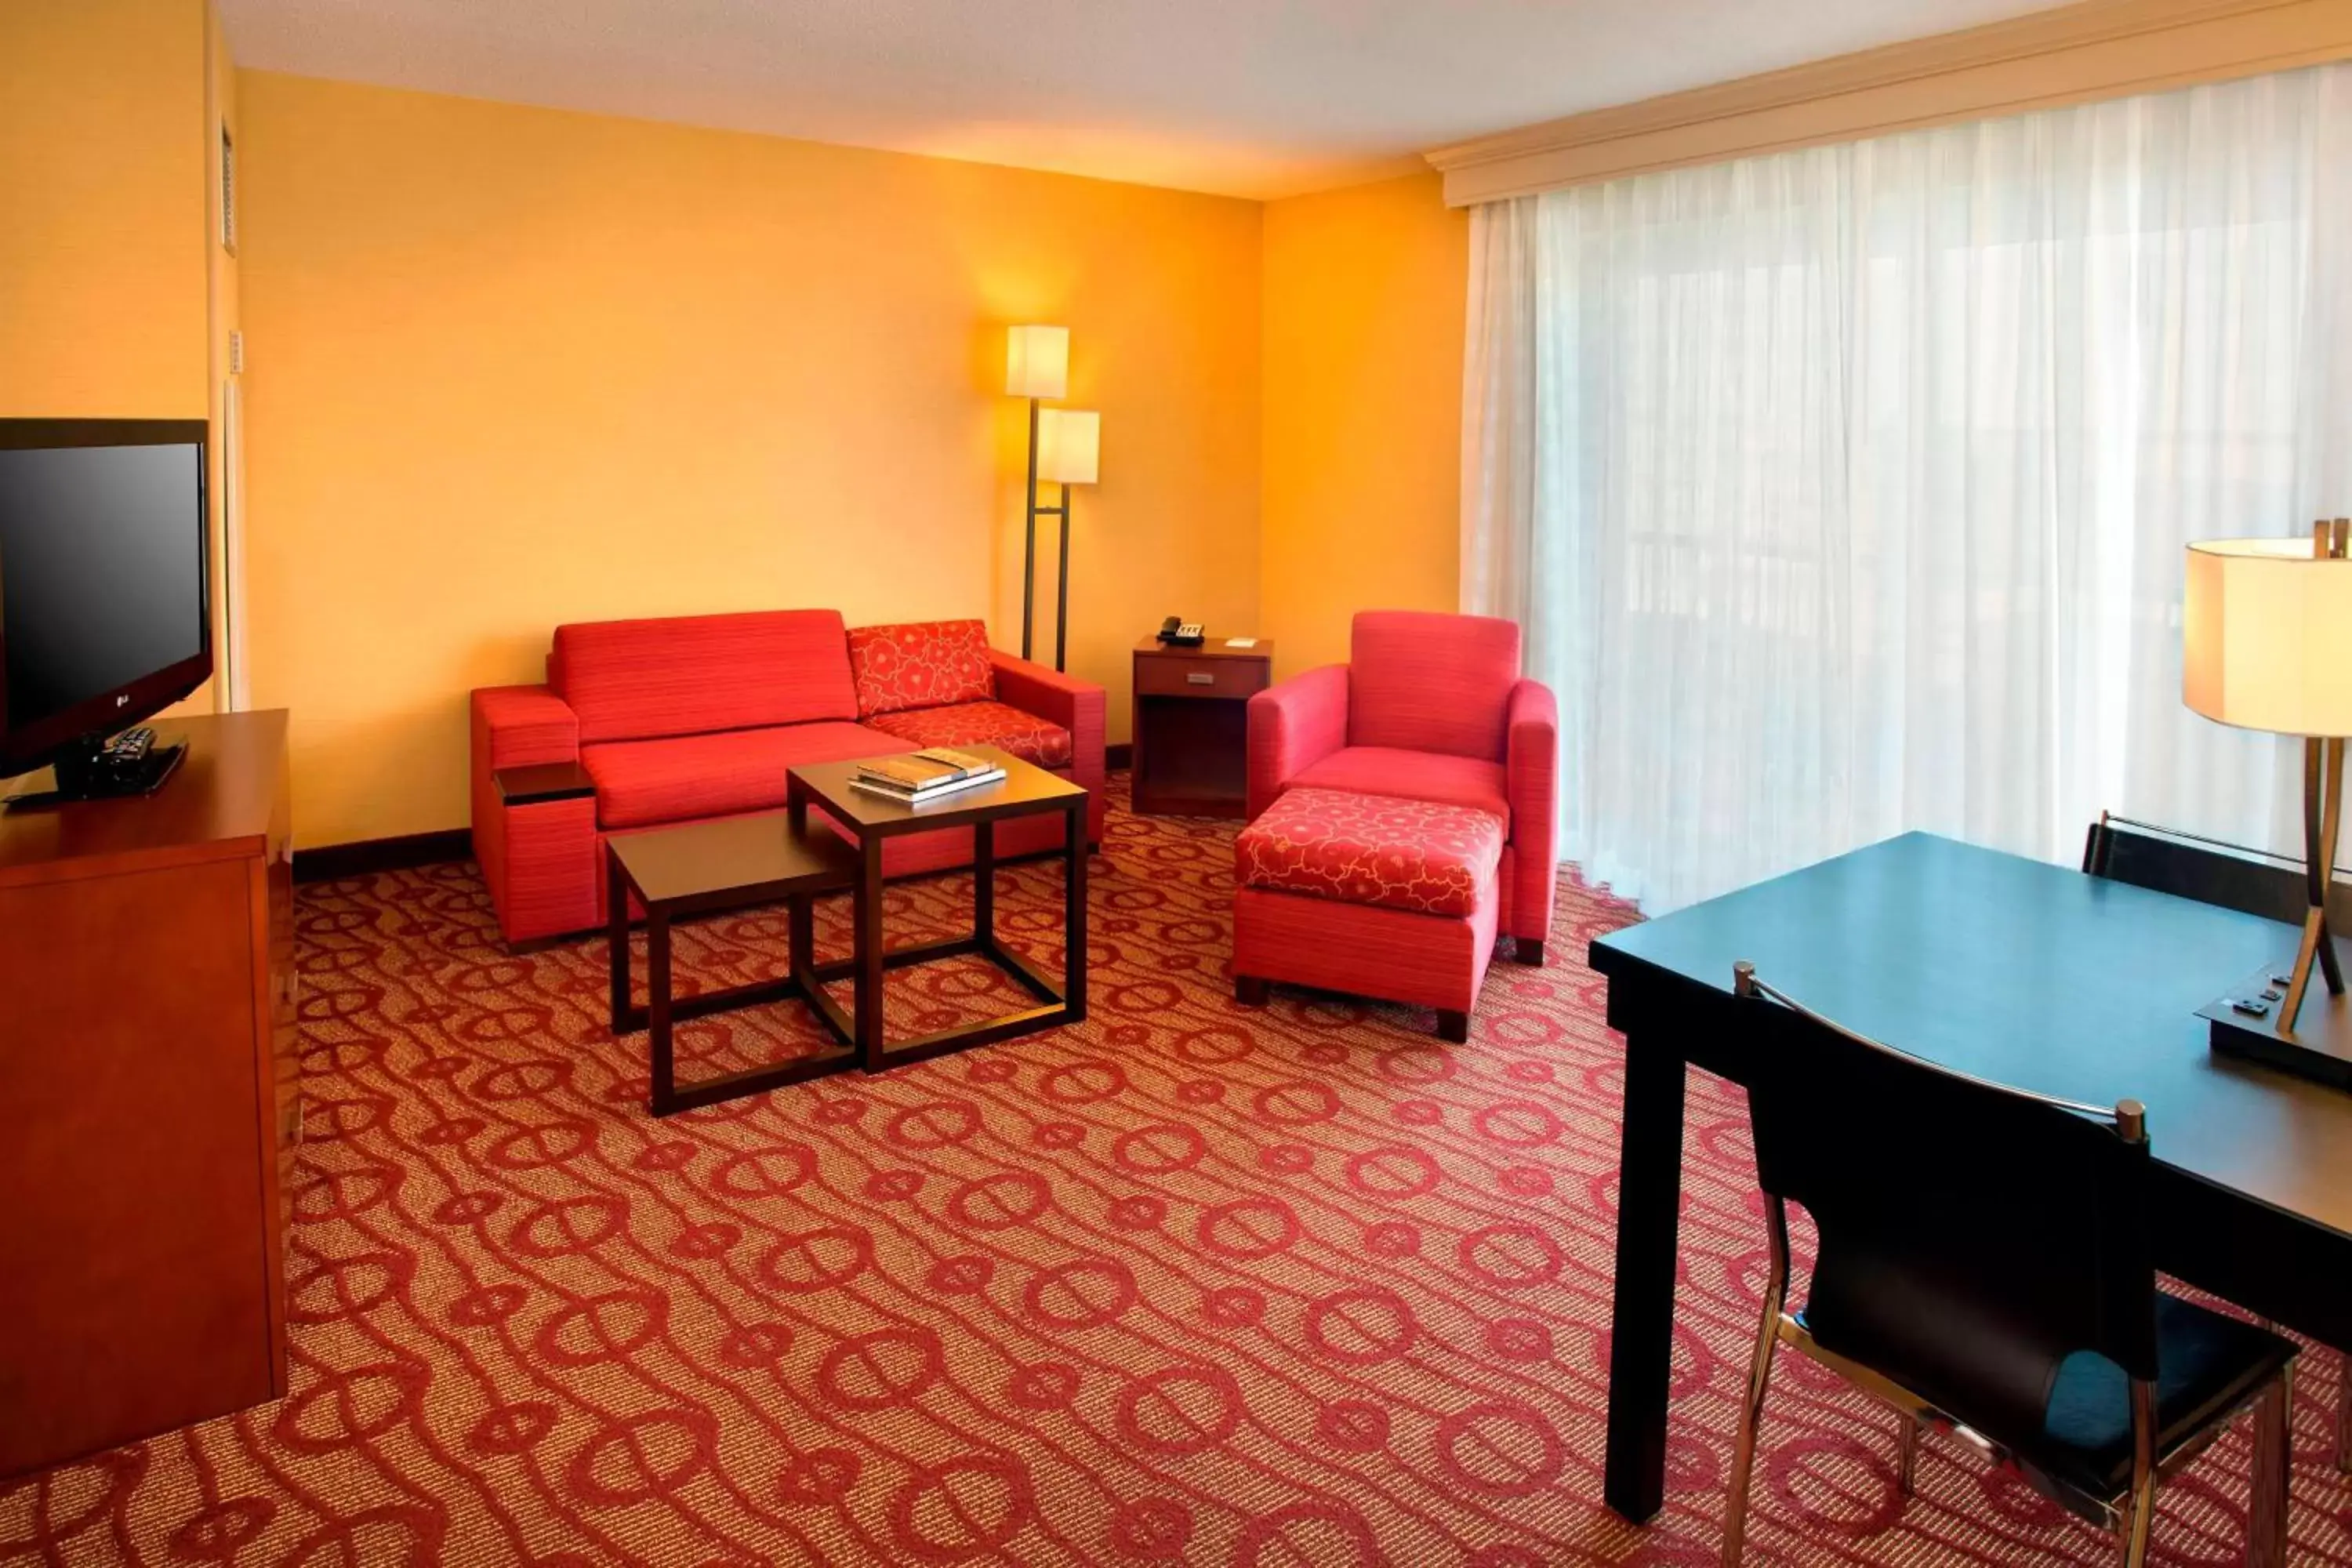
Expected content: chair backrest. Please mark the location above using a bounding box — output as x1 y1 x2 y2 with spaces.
551 609 858 744
1737 974 2156 1446
2083 815 2352 928
1346 610 1521 761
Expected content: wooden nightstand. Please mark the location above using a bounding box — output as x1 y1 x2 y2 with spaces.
1131 633 1273 818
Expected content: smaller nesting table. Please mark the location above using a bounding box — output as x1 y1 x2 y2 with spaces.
606 811 861 1116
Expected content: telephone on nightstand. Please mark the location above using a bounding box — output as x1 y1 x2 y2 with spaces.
1157 616 1205 645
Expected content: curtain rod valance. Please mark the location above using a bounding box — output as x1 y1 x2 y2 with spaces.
1425 0 2352 206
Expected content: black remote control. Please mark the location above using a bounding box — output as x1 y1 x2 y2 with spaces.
107 726 156 763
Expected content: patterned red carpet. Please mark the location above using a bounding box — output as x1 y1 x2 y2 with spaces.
7 775 2350 1566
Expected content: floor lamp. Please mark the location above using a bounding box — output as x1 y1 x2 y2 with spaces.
2187 520 2352 1086
1005 325 1069 662
1035 408 1099 673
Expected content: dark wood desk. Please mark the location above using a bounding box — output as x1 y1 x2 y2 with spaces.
1588 831 2352 1523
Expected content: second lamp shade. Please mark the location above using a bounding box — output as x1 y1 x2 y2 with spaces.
1037 408 1099 486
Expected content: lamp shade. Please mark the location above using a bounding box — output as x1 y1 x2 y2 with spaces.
1036 408 1098 485
2183 538 2352 737
1005 325 1069 400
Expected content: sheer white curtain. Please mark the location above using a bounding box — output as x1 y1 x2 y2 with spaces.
1465 64 2352 913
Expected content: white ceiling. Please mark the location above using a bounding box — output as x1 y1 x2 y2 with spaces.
219 0 2064 200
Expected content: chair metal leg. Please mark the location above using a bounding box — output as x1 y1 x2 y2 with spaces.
2248 1370 2292 1568
1895 1412 1918 1497
2116 1379 2158 1568
2115 1480 2157 1568
1722 1284 1784 1565
2336 1352 2350 1475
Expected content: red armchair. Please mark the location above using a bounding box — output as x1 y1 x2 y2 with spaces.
1234 610 1558 1037
471 612 1105 949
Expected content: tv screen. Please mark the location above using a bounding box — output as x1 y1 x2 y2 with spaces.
0 423 210 778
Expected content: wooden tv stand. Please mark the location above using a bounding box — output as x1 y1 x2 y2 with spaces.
0 710 296 1477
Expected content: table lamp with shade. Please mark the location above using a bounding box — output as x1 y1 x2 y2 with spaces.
2183 519 2352 1085
1034 408 1098 673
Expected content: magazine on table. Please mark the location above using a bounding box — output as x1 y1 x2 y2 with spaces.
852 747 1005 804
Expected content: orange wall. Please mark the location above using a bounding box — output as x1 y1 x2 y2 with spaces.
1 0 235 723
1260 172 1467 673
237 72 1261 847
0 0 209 420
205 1 243 712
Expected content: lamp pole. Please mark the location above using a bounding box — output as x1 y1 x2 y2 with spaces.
1025 481 1072 673
2280 517 2352 1029
1055 482 1073 673
1006 325 1067 663
1022 397 1040 662
1032 408 1096 675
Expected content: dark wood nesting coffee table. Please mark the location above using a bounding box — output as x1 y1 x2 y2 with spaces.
787 746 1090 1073
606 811 863 1116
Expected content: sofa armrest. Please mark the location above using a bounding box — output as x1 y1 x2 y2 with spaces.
1505 677 1559 946
1247 663 1349 821
471 685 594 948
991 651 1105 766
992 650 1106 844
472 684 580 773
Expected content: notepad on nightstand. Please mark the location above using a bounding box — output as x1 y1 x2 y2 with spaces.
1223 637 1258 648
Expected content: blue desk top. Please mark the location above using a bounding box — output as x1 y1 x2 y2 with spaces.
1593 830 2352 1240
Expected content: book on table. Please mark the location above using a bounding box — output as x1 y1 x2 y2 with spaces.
851 748 1006 804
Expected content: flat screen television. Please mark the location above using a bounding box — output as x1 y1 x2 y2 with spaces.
0 419 212 804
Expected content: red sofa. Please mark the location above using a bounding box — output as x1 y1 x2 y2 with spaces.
470 611 1105 948
1233 610 1557 1038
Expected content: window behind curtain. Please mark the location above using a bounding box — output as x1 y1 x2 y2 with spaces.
1468 64 2352 913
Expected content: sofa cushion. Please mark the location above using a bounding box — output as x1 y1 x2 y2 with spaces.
848 619 995 718
1236 787 1504 918
582 720 894 829
554 610 858 744
862 699 1073 768
1348 610 1521 762
1287 746 1511 833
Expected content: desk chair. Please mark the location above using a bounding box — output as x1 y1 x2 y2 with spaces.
2084 812 2352 1474
1721 963 2297 1568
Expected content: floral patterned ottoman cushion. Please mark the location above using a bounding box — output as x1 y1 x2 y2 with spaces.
1235 787 1504 918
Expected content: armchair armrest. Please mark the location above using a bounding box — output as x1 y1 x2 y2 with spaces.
471 684 580 772
1247 663 1349 821
1506 677 1557 829
1504 677 1559 953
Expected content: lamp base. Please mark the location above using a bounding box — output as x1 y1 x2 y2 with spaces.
2201 959 2352 1090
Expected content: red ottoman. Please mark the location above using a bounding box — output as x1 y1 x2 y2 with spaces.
1232 786 1507 1042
